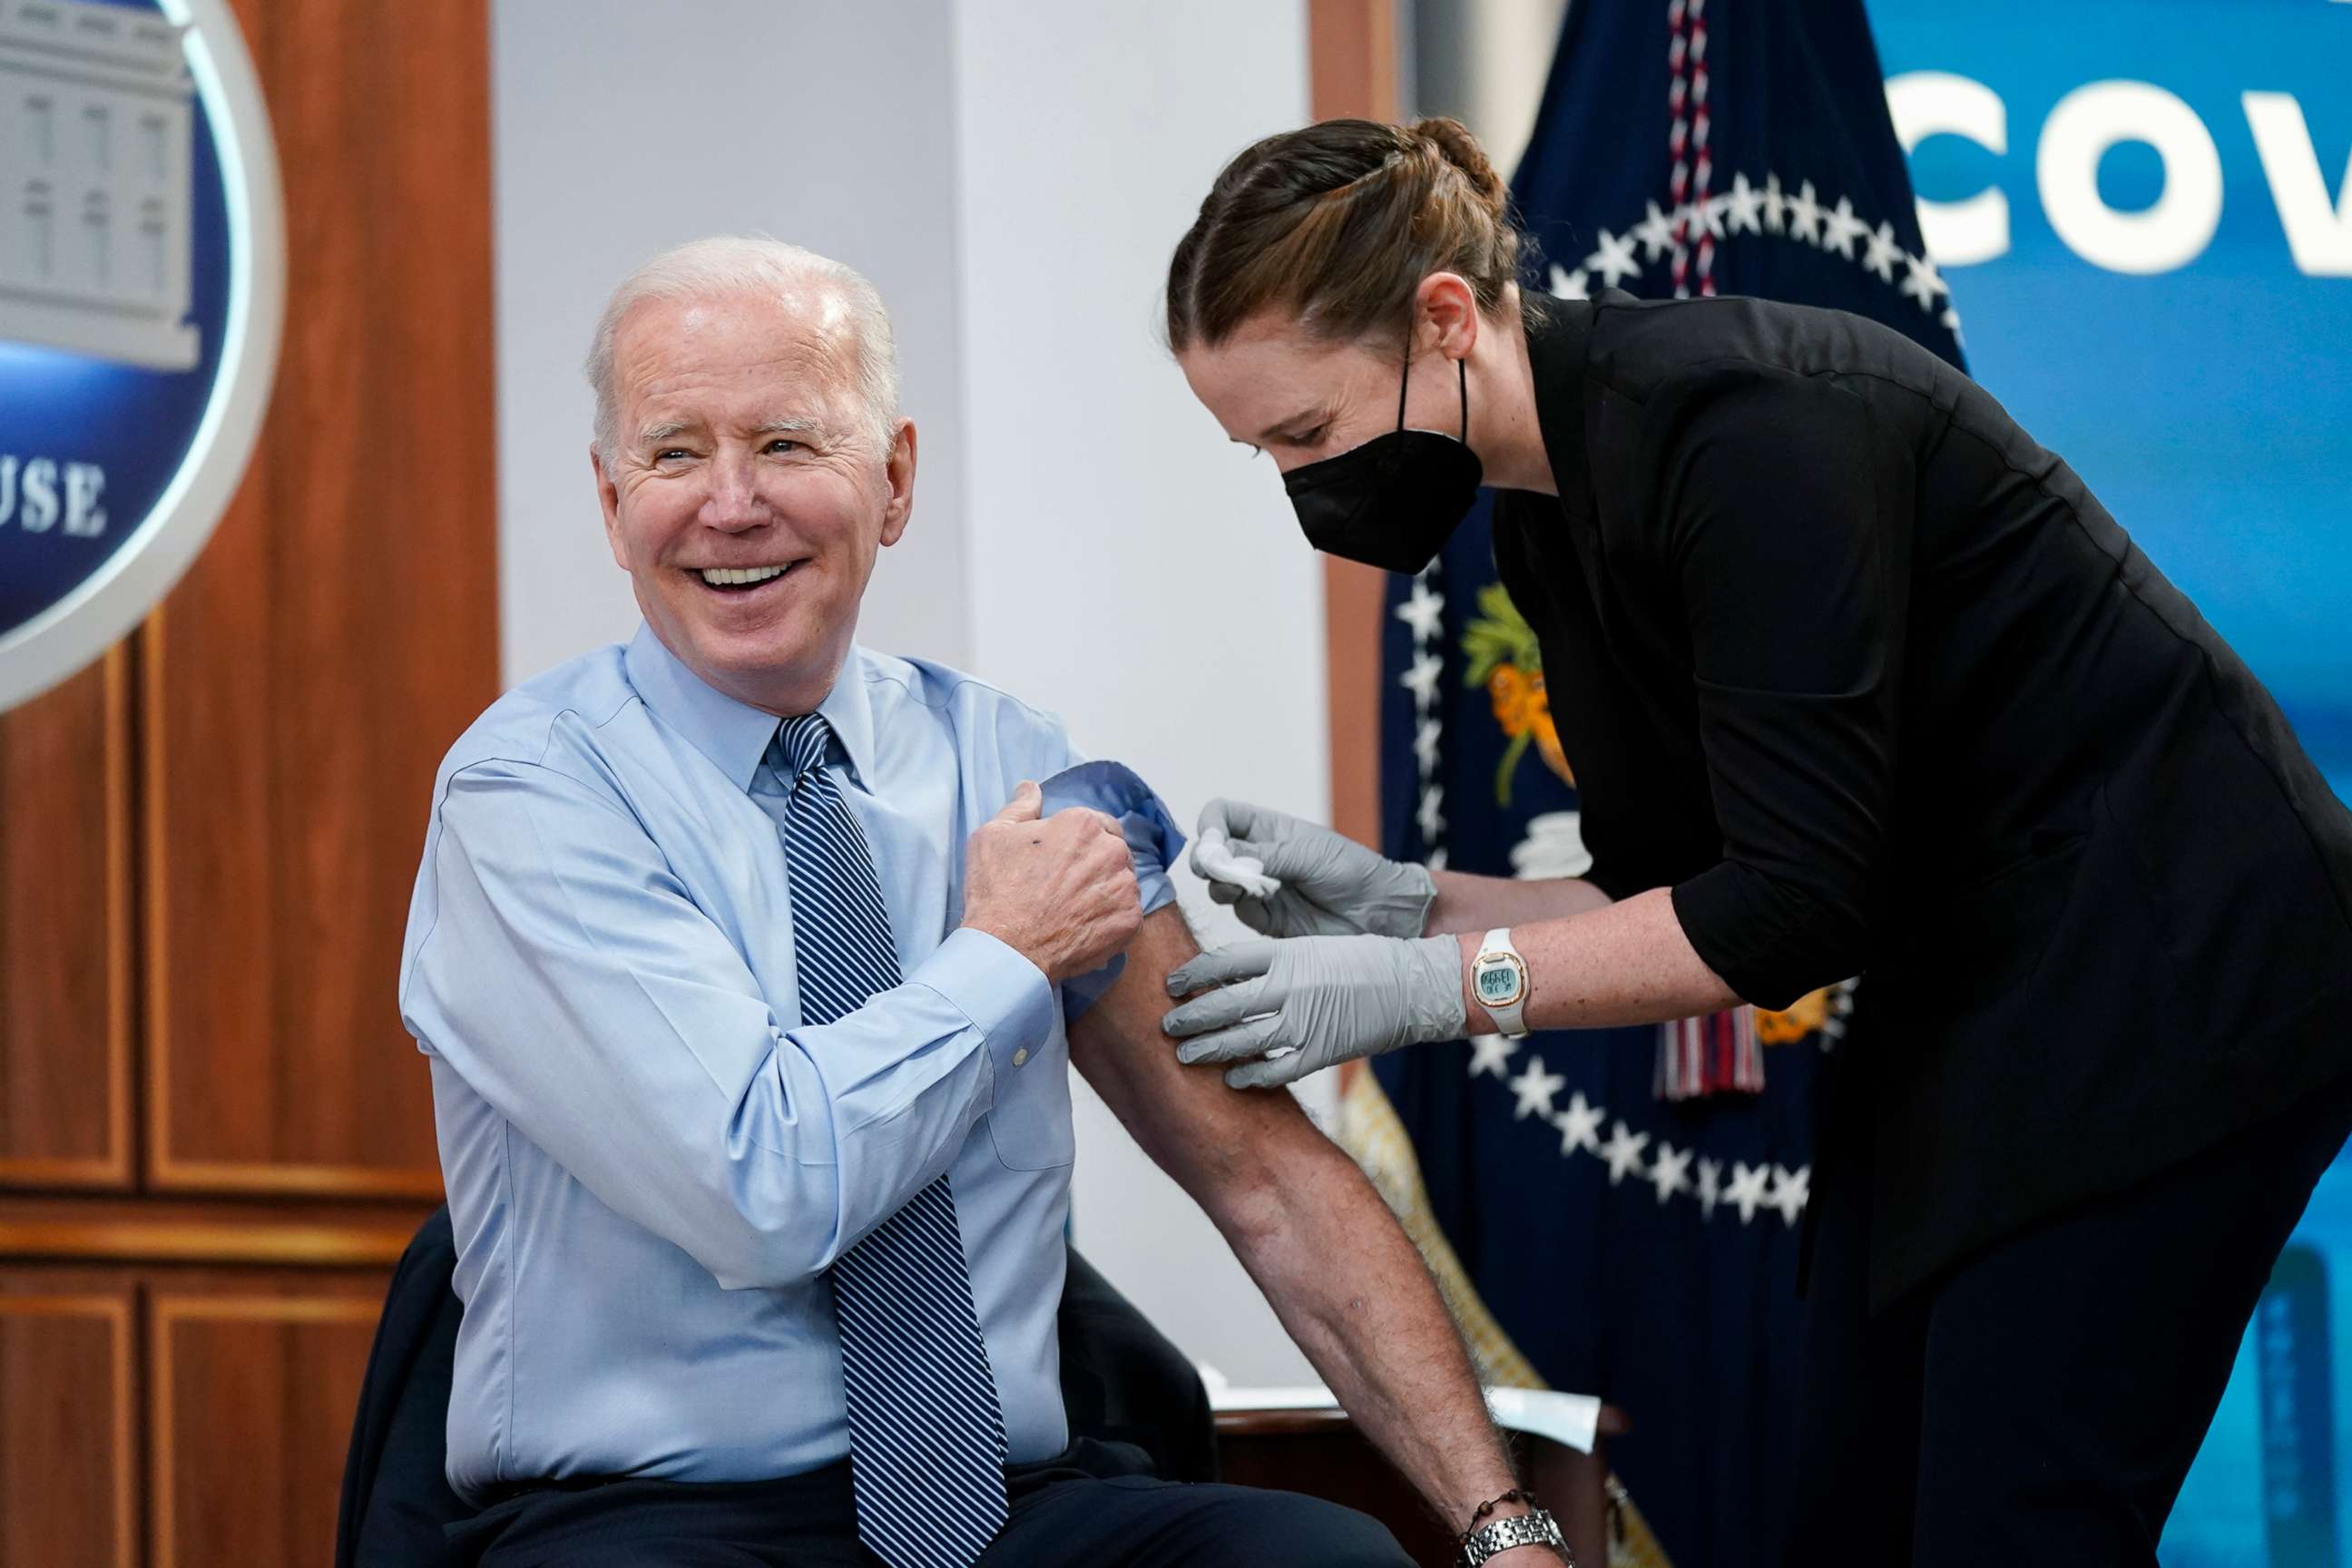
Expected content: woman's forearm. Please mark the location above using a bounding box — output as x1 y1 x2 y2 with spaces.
1425 867 1615 935
1452 886 1741 1031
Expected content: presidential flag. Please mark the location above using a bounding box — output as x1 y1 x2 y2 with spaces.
1346 3 1961 1563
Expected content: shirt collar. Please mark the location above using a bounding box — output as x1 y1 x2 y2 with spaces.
1521 289 1603 519
813 649 877 788
623 624 878 793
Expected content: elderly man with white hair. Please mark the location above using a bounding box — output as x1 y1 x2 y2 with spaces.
399 237 1566 1568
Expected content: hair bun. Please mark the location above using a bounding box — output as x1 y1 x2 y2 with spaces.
1166 117 1524 352
1409 116 1506 212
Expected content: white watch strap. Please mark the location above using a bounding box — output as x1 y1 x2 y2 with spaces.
1475 926 1532 1039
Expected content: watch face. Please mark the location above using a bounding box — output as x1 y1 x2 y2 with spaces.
1476 956 1525 1006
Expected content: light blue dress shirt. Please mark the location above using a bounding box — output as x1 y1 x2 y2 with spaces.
399 625 1178 1502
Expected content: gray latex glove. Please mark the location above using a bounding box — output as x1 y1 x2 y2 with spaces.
1191 798 1438 938
1161 934 1466 1089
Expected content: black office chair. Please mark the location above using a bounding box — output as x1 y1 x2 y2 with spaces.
336 1209 1216 1566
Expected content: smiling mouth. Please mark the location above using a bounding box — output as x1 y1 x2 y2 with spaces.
691 562 802 594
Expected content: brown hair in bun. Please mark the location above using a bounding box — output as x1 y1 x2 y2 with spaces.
1165 116 1523 353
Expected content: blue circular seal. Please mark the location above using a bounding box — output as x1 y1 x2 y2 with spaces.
0 0 284 709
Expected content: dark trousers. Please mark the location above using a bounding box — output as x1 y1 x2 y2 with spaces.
1781 1070 2352 1567
446 1436 1411 1568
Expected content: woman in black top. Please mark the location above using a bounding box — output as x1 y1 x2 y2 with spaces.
1156 117 2352 1566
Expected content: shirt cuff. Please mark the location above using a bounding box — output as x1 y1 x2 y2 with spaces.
908 926 1059 1068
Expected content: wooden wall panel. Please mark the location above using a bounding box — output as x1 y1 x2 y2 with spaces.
0 652 132 1187
141 0 495 1196
0 1276 137 1568
2 4 492 1563
0 1192 427 1269
148 1276 384 1568
1308 0 1401 849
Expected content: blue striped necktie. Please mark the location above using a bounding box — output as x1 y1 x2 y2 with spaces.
773 712 1009 1568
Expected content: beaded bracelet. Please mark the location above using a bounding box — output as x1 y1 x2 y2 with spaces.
1459 1486 1540 1544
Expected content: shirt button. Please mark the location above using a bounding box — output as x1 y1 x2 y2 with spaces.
1012 1048 1029 1067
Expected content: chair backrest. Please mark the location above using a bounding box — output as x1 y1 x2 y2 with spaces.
1057 1248 1219 1484
333 1218 1219 1563
334 1207 470 1567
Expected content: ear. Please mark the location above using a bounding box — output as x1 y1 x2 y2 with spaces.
1414 272 1482 363
593 444 630 571
878 417 917 547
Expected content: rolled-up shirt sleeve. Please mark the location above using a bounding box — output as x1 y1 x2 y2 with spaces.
400 757 1056 1289
1037 758 1186 1019
1655 368 1910 1008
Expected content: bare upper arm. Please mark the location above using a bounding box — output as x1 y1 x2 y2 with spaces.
1068 906 1343 1217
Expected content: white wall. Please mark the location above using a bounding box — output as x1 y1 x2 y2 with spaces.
492 0 973 683
494 1 1326 1383
949 0 1324 1385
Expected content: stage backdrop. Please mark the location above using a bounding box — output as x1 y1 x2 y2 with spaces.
1867 5 2350 1562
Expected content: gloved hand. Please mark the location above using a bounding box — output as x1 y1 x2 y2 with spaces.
1161 934 1466 1089
1190 799 1438 939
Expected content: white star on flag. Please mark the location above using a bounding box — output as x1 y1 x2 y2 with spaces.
1413 718 1442 772
1399 651 1443 708
1687 196 1727 241
1599 1120 1651 1186
1647 1141 1694 1204
1394 579 1445 642
1786 181 1825 245
1548 263 1590 301
1900 251 1949 310
1553 1091 1604 1155
1466 1033 1520 1079
1416 783 1446 843
1720 172 1764 236
1767 1165 1811 1227
1583 228 1642 289
1697 1157 1724 1220
1821 196 1868 260
1761 172 1787 234
1508 1055 1566 1121
1726 1161 1772 1224
1862 220 1904 282
1632 200 1679 260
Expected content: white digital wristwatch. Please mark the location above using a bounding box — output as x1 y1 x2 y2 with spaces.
1470 927 1533 1039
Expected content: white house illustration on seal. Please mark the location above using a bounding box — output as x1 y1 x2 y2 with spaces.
0 0 199 370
